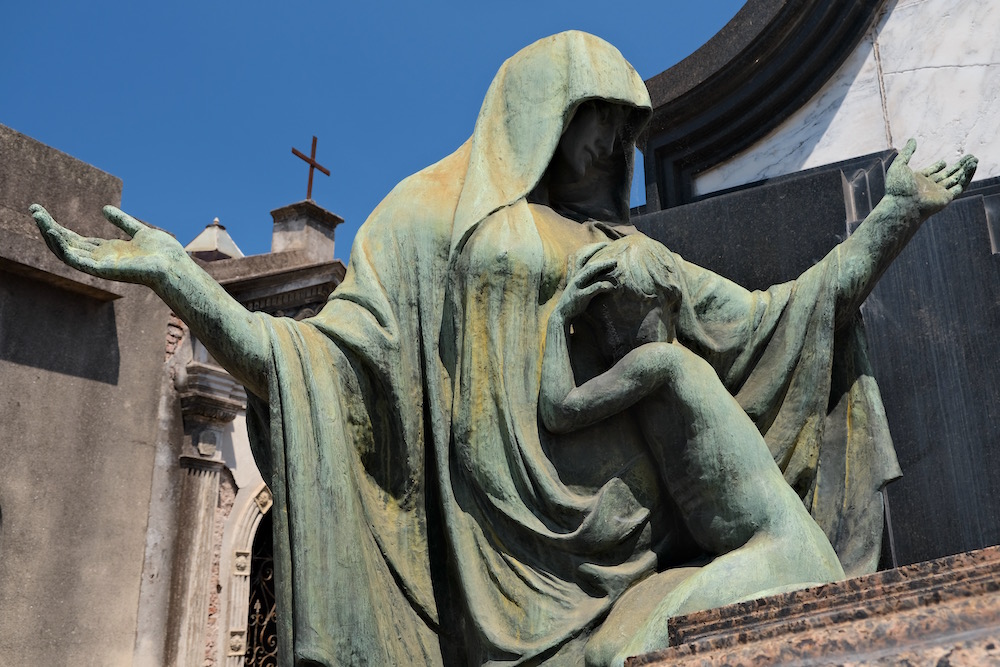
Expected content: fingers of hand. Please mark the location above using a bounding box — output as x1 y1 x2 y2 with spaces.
30 204 59 233
573 242 609 271
579 280 616 299
940 169 967 190
562 279 616 317
42 228 69 259
32 206 90 258
899 138 917 165
78 237 103 252
919 160 947 178
960 155 978 183
44 229 101 271
940 156 978 194
575 258 617 287
32 205 99 245
103 205 145 237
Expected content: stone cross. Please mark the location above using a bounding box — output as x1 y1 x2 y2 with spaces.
291 136 331 201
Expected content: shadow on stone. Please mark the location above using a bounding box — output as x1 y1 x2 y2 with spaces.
0 268 120 384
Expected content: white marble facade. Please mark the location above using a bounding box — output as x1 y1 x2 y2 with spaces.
694 0 1000 196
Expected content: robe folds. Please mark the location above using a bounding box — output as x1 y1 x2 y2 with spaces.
246 32 901 667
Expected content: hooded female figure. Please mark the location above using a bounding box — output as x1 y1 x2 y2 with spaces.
32 31 976 667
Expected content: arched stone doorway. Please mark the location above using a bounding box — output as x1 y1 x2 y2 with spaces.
221 482 274 666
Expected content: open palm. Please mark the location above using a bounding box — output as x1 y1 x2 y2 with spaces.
886 138 977 217
30 204 186 286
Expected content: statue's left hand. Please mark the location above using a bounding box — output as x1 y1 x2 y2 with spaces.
886 138 977 217
30 204 187 286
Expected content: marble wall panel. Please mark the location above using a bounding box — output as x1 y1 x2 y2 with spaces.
879 0 1000 177
883 65 1000 178
879 0 998 72
692 0 999 195
694 35 888 196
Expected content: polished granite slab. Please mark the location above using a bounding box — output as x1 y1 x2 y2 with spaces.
629 545 1000 666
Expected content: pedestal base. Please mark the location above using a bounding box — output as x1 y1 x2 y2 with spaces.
629 545 1000 666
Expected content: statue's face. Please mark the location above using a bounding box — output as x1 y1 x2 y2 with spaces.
556 101 623 179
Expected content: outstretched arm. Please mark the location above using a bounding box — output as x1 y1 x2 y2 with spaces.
31 204 271 400
832 139 977 328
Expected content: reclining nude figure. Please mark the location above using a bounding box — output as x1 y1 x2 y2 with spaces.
30 32 976 667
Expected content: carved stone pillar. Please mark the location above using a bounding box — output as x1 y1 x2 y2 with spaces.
164 339 246 667
270 199 343 263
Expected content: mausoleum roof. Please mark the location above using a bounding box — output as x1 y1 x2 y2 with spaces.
185 217 245 261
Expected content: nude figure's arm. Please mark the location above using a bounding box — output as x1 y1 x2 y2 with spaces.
540 243 683 433
31 205 271 400
541 319 681 434
829 139 976 328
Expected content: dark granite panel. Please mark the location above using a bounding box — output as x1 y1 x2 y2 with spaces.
634 170 844 290
861 183 1000 566
632 153 891 291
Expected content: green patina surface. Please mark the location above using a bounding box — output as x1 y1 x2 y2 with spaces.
32 31 975 667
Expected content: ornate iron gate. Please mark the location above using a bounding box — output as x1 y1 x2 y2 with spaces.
245 512 277 667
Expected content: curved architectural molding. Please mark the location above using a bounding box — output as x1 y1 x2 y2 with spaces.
218 481 271 667
639 0 887 211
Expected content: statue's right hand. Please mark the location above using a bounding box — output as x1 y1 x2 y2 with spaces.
30 204 187 286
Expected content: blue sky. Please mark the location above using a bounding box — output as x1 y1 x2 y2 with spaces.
3 2 744 259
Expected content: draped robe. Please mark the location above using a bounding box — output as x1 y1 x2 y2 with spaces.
247 31 901 666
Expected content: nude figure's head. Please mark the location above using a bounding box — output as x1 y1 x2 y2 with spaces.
582 235 681 360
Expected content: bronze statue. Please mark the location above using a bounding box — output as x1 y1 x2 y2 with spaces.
32 31 976 666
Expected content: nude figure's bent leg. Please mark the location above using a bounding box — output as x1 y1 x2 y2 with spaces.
606 523 841 665
583 567 702 667
597 345 844 666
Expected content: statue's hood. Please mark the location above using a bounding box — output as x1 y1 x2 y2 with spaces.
450 31 652 256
